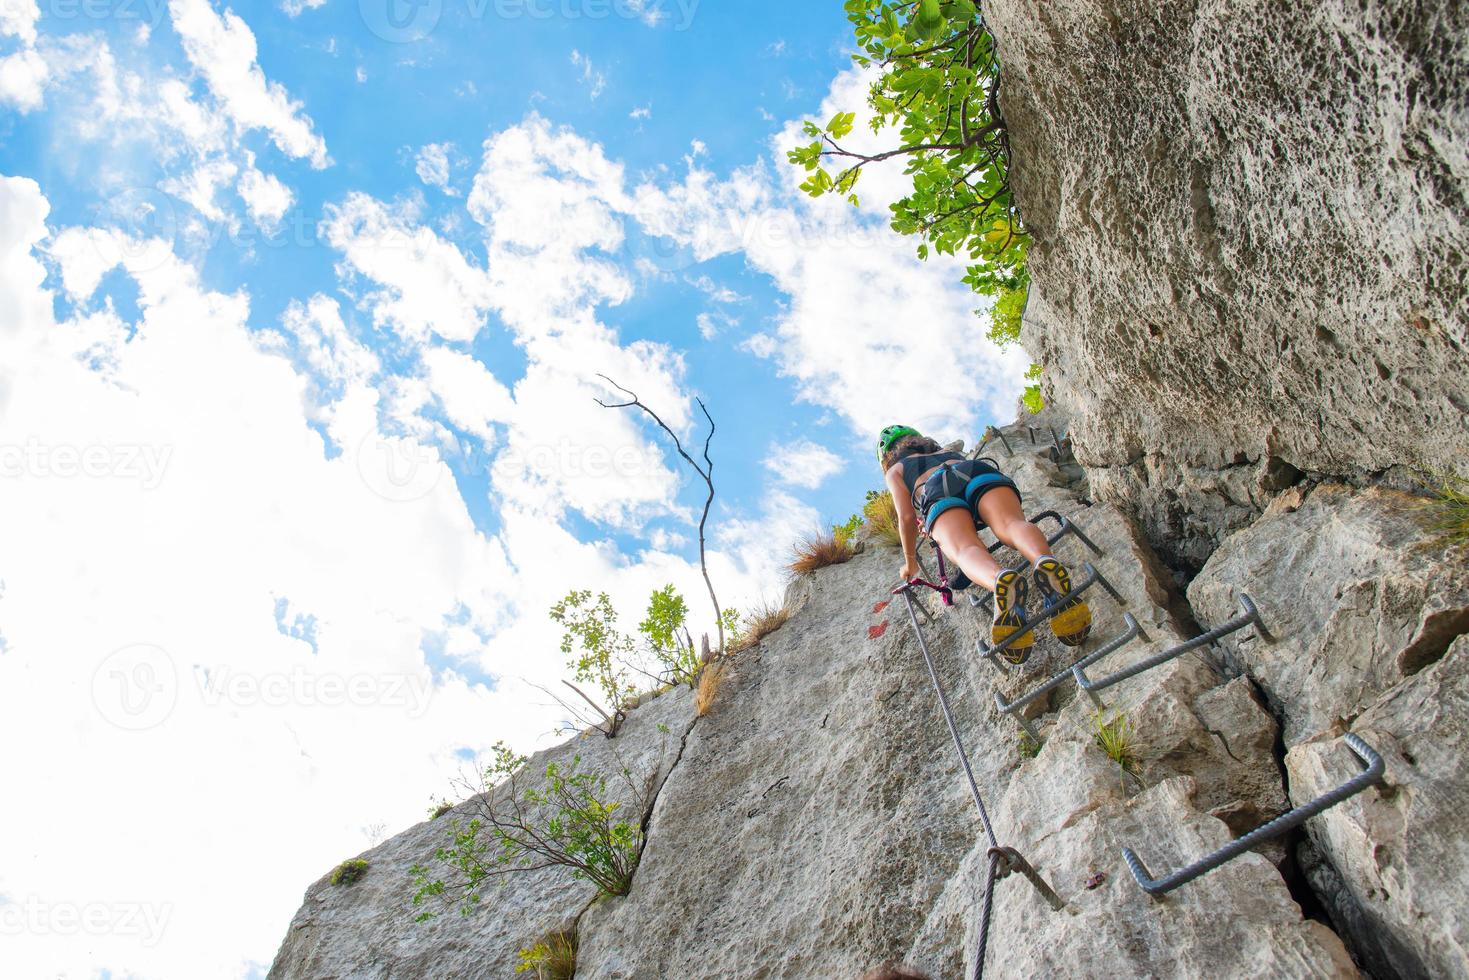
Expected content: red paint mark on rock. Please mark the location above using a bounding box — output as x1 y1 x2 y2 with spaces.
868 621 890 640
872 600 890 615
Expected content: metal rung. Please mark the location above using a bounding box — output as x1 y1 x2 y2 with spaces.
975 425 1013 458
1074 595 1264 708
1122 734 1385 898
993 614 1145 742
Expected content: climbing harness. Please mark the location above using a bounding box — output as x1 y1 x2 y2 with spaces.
886 446 1390 971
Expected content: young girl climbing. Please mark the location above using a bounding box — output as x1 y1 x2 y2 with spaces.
879 424 1092 663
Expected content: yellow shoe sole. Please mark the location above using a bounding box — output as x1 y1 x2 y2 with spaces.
1050 601 1092 647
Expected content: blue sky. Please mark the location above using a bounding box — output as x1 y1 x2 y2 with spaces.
0 0 1026 975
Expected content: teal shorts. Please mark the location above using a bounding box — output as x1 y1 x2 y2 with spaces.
915 460 1020 532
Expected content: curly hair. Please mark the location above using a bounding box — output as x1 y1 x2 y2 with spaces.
880 433 943 472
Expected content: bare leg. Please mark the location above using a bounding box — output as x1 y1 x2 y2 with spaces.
977 488 1051 564
930 509 1004 591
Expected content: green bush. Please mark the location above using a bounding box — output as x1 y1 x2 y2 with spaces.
411 745 644 920
832 512 864 546
331 859 369 886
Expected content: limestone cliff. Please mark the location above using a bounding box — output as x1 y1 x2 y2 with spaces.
989 0 1469 569
267 412 1467 978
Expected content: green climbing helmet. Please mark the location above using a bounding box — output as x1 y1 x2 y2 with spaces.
877 424 919 463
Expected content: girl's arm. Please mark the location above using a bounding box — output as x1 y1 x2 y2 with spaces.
886 465 921 579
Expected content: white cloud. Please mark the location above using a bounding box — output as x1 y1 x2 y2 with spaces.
624 0 665 28
321 192 494 344
280 0 327 16
0 47 48 111
169 0 330 168
0 0 39 44
569 49 605 99
686 273 746 304
764 437 843 490
629 104 651 120
414 142 456 195
238 158 294 226
355 65 367 83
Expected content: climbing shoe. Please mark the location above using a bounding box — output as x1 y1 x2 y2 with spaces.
991 569 1035 665
1034 558 1092 647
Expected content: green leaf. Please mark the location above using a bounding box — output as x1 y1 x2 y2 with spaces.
827 111 857 139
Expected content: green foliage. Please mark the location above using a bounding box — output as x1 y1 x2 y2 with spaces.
789 2 1025 276
832 512 865 546
863 488 902 545
1418 470 1469 549
429 799 455 820
331 858 369 886
719 606 743 652
551 590 637 712
1021 363 1045 414
1091 710 1140 778
639 585 702 686
1018 733 1042 760
517 929 577 979
790 2 1040 402
411 745 644 920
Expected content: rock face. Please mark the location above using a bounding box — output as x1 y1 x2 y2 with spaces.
1189 482 1469 978
270 419 1363 979
1189 484 1469 746
987 0 1469 568
1288 635 1469 980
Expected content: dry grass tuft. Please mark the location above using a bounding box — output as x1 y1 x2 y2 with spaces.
729 600 792 654
517 928 577 980
863 490 902 546
694 663 725 717
789 528 860 575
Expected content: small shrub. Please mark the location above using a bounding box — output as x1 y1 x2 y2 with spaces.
789 528 860 575
730 600 792 654
694 662 725 717
1418 470 1469 549
862 490 901 546
1018 734 1042 760
832 512 864 545
1091 710 1139 778
516 928 577 979
411 746 644 919
429 799 454 820
331 858 369 886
